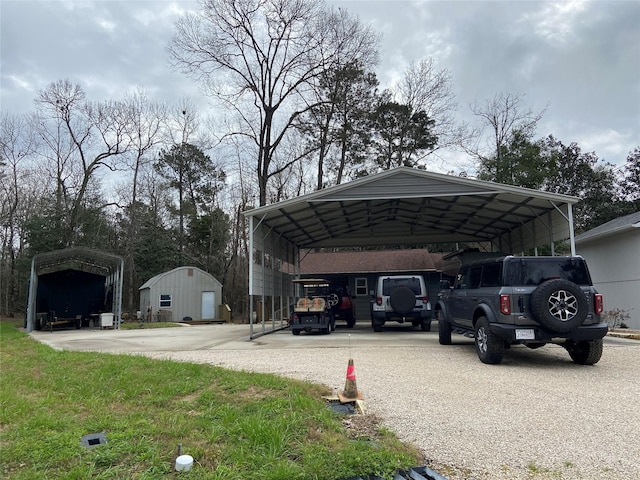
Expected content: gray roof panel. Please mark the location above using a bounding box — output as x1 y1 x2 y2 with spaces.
245 167 579 250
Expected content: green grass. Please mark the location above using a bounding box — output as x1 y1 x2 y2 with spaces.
0 320 420 479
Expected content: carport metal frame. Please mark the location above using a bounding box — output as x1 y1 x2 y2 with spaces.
25 247 124 332
243 167 579 337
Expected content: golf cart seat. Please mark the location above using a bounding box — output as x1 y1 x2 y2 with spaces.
295 297 326 312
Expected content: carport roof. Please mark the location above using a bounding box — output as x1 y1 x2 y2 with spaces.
244 167 579 250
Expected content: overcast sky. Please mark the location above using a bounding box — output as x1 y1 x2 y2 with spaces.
1 0 638 171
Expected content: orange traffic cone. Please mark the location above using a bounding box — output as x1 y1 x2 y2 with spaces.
338 358 363 403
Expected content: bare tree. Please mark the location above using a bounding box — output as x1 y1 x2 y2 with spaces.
120 88 167 310
168 0 378 206
397 58 462 156
0 112 37 315
35 80 132 246
470 91 546 180
165 97 203 148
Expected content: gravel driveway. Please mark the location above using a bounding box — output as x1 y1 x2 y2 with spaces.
34 324 640 479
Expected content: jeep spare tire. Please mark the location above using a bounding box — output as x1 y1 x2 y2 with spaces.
530 279 587 333
389 286 415 315
327 292 340 309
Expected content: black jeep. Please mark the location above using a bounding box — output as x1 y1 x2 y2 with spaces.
435 255 607 364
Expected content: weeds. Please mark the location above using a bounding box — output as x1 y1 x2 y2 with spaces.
602 308 631 329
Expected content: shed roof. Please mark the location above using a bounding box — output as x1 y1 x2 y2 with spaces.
244 167 578 250
575 211 640 244
139 266 221 290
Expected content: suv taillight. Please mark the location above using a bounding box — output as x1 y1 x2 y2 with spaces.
420 296 429 304
500 294 511 315
376 297 382 306
594 294 604 314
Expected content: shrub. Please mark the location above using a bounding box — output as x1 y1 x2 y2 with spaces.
602 308 631 329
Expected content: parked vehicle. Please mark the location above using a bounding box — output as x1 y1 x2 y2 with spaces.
327 280 356 327
289 279 336 335
435 254 607 364
370 275 432 332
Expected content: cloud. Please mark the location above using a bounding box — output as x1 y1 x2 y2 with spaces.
1 0 638 168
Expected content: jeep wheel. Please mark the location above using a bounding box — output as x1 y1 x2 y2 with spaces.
421 321 431 332
292 329 300 336
475 316 504 364
530 279 587 333
390 286 415 315
565 339 603 365
346 317 355 328
371 319 382 332
436 310 451 345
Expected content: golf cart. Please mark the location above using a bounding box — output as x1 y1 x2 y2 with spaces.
290 278 337 335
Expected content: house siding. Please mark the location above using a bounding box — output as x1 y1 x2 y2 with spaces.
578 228 640 329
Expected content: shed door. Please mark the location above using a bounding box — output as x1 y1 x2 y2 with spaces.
201 291 215 319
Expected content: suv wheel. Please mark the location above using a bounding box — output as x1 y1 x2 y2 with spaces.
436 310 451 345
565 338 603 365
389 286 415 315
475 316 504 364
530 279 588 333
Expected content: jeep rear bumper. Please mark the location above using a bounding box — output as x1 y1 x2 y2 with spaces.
490 322 609 343
371 310 431 323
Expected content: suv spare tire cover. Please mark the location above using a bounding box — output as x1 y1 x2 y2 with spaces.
390 286 416 315
530 279 588 333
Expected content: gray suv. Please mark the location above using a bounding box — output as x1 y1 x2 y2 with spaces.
435 255 607 364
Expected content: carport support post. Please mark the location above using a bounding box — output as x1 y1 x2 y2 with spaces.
249 215 255 338
26 258 38 332
568 203 576 256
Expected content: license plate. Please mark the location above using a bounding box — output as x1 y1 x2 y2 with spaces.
516 329 535 340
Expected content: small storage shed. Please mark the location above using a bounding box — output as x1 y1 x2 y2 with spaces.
139 266 223 322
576 211 640 329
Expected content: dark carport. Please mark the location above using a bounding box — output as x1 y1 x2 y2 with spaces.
25 247 124 332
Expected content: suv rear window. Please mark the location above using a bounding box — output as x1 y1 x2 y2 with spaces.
382 278 421 295
504 258 591 286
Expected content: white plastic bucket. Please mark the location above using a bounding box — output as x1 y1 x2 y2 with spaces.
175 454 193 472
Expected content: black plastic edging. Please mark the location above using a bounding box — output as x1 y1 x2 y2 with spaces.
340 465 448 480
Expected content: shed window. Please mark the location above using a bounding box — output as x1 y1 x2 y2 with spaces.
159 294 172 308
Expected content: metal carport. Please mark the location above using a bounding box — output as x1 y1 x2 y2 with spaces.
25 247 124 332
243 167 579 336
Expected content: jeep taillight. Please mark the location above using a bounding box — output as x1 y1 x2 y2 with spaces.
500 294 511 315
594 294 604 314
376 297 383 306
420 296 429 304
